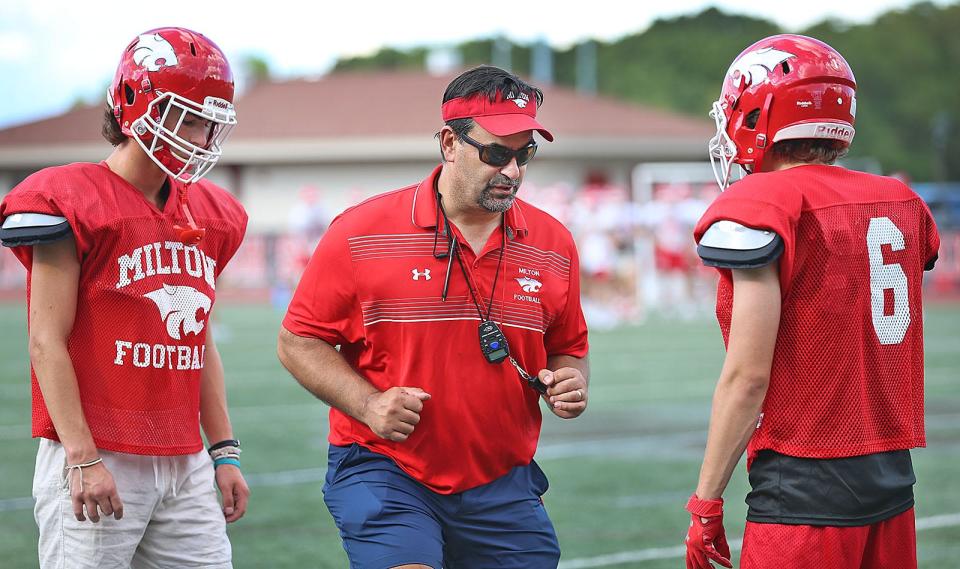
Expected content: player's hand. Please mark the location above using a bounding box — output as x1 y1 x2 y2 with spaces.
361 387 431 442
68 461 123 523
684 493 732 569
215 464 250 523
539 367 587 419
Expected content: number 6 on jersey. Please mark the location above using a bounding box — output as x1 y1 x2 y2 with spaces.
867 216 910 345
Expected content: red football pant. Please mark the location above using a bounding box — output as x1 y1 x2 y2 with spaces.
740 507 916 569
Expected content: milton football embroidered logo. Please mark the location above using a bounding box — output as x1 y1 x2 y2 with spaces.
729 47 794 87
515 277 542 293
145 284 211 340
132 33 179 71
412 268 432 281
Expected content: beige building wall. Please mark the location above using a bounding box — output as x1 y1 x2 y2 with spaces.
215 157 645 233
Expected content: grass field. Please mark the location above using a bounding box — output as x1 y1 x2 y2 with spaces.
0 300 957 568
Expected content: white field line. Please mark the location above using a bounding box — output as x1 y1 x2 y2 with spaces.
4 410 960 442
558 539 744 569
3 491 958 569
0 497 34 512
915 512 960 530
1 434 702 510
0 467 333 511
557 514 960 568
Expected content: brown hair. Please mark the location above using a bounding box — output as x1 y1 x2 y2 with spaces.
101 107 127 146
768 139 848 165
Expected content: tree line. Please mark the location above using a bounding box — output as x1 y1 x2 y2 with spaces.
333 3 959 182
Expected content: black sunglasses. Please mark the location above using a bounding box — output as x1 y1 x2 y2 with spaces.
459 132 538 167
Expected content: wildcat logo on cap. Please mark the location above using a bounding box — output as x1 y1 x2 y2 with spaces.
506 91 530 108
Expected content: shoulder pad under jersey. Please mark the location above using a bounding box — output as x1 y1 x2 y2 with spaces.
0 213 72 247
697 220 783 269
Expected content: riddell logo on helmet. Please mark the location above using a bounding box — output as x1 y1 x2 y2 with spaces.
204 97 231 110
815 125 853 140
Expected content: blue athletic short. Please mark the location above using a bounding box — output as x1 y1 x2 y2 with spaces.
322 443 560 569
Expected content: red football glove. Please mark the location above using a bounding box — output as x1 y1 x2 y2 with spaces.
684 493 732 569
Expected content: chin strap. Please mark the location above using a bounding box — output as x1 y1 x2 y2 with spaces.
174 183 206 245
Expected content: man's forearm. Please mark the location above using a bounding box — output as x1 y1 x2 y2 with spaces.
30 340 99 463
277 327 378 421
695 377 766 499
547 353 589 384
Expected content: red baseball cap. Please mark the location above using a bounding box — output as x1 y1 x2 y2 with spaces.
441 91 554 142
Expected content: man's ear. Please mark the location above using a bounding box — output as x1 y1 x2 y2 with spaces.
438 126 458 163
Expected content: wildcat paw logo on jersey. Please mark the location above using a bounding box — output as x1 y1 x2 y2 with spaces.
133 33 179 72
145 284 212 340
729 47 794 88
515 276 542 293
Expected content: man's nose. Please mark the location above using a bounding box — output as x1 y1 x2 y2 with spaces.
184 127 209 148
499 157 521 178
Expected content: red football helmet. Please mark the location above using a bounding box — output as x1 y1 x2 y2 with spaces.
108 27 236 184
708 34 857 189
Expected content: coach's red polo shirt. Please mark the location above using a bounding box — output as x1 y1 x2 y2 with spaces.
283 165 588 493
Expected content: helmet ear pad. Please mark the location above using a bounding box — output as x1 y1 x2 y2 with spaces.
729 93 774 172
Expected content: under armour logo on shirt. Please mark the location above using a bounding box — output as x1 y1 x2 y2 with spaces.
412 269 431 281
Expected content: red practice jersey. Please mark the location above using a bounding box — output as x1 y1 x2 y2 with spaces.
694 165 940 462
1 162 247 455
284 166 589 494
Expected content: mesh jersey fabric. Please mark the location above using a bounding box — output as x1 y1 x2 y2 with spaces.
0 162 247 455
694 165 940 462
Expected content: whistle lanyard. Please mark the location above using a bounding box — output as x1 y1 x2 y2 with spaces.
434 192 548 394
453 220 505 322
435 192 504 320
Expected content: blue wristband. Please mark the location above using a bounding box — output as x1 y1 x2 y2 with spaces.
214 457 241 469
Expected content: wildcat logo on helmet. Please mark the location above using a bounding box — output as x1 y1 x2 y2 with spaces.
132 33 179 72
728 47 795 88
145 284 212 340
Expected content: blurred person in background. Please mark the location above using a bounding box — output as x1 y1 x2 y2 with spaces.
684 34 939 569
637 182 708 319
278 65 589 568
0 27 249 568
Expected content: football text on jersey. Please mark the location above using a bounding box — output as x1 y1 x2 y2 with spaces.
114 341 206 370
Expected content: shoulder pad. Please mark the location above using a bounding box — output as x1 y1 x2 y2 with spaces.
697 220 783 269
1 213 72 247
